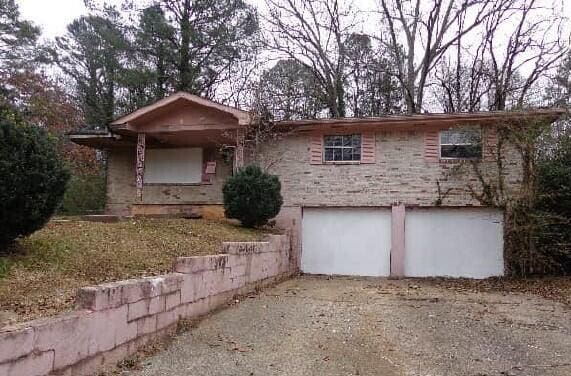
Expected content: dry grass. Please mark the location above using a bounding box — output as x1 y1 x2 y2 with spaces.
0 218 267 326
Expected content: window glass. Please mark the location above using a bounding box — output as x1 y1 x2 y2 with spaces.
439 129 482 159
323 134 361 162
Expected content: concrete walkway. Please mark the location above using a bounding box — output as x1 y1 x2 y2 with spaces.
124 277 571 376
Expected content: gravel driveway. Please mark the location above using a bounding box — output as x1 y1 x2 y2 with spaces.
123 276 571 376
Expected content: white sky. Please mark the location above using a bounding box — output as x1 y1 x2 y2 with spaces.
17 0 571 40
17 0 92 39
11 0 406 40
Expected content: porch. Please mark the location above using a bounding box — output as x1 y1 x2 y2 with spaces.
69 92 250 217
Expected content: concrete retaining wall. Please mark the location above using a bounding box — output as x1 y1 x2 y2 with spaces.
0 235 292 376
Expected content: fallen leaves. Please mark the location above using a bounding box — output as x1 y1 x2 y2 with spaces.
0 218 268 326
212 333 254 353
424 277 571 307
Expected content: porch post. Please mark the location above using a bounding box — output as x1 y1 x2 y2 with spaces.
390 203 406 278
234 129 245 173
135 133 146 201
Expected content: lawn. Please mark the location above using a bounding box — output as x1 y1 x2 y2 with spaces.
0 218 267 327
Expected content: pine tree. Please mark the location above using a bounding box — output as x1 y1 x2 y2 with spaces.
56 8 129 129
0 0 42 72
157 0 260 95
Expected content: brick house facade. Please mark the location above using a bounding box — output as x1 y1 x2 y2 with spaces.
70 93 563 279
257 129 521 208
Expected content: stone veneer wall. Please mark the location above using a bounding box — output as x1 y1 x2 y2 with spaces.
105 148 232 215
258 128 523 207
105 127 523 215
0 235 292 376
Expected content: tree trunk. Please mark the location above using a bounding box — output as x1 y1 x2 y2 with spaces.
177 0 192 92
336 78 346 117
155 46 166 99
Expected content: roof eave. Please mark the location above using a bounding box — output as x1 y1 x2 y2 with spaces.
68 131 129 148
275 109 567 130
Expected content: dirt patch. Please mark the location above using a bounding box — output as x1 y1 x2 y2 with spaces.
0 218 267 326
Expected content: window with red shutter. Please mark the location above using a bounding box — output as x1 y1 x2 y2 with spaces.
310 132 376 164
361 132 376 164
309 134 324 165
424 131 440 163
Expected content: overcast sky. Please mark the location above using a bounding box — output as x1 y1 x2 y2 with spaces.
17 0 91 38
17 0 571 40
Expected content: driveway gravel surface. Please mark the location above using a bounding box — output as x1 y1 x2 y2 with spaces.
123 276 571 376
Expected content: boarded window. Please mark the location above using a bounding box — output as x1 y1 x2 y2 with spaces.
323 134 361 162
439 129 482 160
144 148 203 184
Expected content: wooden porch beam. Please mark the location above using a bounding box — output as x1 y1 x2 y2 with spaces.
234 129 245 173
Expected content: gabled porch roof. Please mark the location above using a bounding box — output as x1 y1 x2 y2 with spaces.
110 91 252 128
70 92 252 148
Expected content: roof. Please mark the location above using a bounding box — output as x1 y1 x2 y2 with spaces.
276 109 566 130
69 108 566 149
110 91 252 126
67 131 135 148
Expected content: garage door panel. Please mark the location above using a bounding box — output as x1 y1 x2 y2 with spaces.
404 208 504 278
302 208 391 277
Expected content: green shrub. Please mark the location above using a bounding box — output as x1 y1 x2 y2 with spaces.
223 165 283 228
60 173 106 215
0 108 70 247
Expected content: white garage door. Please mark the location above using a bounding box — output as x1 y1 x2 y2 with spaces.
404 208 504 278
301 208 392 277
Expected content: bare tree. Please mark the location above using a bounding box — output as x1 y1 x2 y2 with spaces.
264 0 355 118
344 33 403 116
433 10 491 113
435 57 491 113
482 0 568 110
378 0 505 113
254 59 327 120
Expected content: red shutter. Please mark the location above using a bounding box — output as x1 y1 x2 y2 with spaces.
309 134 323 165
424 131 440 163
361 132 376 164
483 126 498 161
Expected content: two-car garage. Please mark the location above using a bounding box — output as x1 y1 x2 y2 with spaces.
301 207 504 279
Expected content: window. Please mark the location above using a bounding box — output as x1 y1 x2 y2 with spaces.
439 129 482 160
144 148 203 184
323 134 361 162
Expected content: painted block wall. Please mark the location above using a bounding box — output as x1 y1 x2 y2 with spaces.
0 235 292 376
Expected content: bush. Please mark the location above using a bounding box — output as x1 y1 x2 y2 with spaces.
60 173 106 215
0 108 70 247
535 133 571 274
223 165 283 228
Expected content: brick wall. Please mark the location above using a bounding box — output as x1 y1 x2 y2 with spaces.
106 148 232 215
257 127 523 207
105 126 523 213
0 235 292 376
